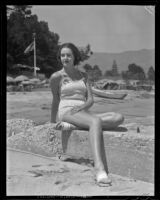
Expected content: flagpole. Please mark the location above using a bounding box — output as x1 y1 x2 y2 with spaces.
33 33 37 77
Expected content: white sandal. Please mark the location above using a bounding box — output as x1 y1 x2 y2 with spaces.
96 171 112 187
55 121 77 131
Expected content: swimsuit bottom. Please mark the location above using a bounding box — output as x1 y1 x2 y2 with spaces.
58 99 85 121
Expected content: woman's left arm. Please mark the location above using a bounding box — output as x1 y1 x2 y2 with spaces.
83 78 94 109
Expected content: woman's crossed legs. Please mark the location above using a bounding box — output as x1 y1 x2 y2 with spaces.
61 110 125 185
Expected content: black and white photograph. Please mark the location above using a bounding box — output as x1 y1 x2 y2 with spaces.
6 5 155 196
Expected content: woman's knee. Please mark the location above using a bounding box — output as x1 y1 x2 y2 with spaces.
91 116 102 127
116 113 124 124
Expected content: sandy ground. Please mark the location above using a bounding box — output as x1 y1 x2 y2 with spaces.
7 148 154 196
7 89 154 124
7 90 155 196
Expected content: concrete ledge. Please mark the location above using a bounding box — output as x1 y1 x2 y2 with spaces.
7 123 63 157
7 118 36 137
7 122 94 159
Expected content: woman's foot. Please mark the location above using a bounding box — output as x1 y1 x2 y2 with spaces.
96 170 112 187
55 121 77 131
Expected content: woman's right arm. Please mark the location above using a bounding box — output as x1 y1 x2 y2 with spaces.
50 72 61 123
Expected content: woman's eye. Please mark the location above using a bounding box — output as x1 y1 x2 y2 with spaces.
61 54 71 58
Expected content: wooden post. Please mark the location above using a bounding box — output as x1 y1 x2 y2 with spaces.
33 33 37 77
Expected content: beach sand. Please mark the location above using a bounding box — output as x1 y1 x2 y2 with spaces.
7 148 154 196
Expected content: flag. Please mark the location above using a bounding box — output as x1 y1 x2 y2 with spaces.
24 42 34 54
35 67 40 71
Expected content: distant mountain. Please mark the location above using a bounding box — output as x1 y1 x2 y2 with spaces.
79 49 155 74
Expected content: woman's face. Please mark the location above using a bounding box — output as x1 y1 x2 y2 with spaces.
60 47 75 68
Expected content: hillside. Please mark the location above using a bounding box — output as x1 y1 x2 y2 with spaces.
80 49 155 74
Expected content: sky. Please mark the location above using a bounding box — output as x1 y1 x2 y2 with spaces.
32 5 155 53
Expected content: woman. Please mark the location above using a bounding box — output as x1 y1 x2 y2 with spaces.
50 43 124 186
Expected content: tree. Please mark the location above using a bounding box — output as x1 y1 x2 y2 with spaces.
7 53 14 72
92 65 102 81
121 71 130 85
93 65 102 76
128 63 145 74
7 5 34 65
112 60 118 76
83 64 102 82
104 70 113 77
7 6 15 18
7 5 92 77
125 63 146 80
12 5 32 17
83 63 92 72
78 44 93 62
147 66 155 82
104 60 119 78
7 5 60 76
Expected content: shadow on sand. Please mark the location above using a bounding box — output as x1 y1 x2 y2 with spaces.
104 126 128 132
59 155 94 167
60 126 128 166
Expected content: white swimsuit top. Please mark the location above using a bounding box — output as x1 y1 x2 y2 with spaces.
60 70 87 101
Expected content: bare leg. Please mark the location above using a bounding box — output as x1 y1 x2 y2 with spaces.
95 112 124 130
61 110 110 181
61 130 72 153
60 112 124 157
59 112 124 130
62 110 112 185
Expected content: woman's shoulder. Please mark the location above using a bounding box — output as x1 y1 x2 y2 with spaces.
50 70 64 87
50 70 63 80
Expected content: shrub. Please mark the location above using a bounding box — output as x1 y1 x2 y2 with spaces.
37 73 46 81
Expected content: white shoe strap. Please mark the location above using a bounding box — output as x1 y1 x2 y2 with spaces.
97 171 108 182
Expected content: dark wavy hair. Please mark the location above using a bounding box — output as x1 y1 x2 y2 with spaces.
57 43 81 66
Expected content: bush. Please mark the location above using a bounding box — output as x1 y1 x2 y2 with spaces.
37 73 46 81
7 85 14 92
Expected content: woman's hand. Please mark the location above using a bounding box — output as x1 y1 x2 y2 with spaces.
70 105 85 115
55 121 63 129
70 99 94 115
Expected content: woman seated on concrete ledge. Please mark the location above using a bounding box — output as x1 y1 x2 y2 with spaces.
50 42 124 187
